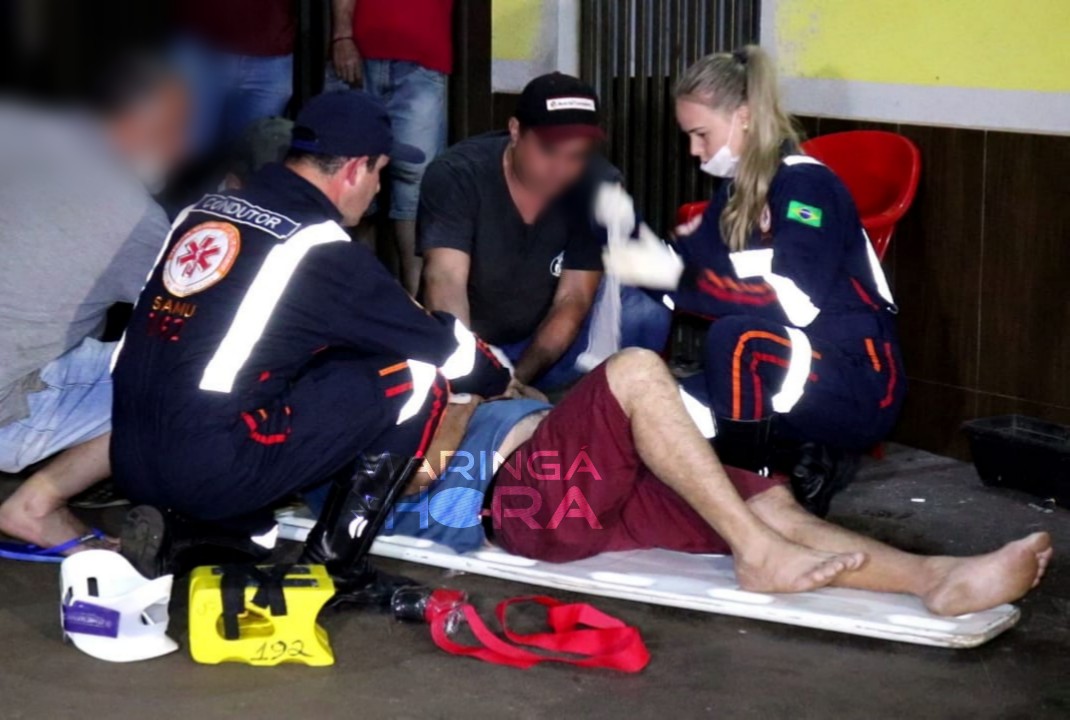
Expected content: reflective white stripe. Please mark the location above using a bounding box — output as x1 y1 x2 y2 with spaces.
439 320 476 380
679 387 717 439
109 335 126 375
727 248 819 326
729 248 774 279
863 230 896 305
398 360 438 425
661 294 675 311
348 515 369 539
199 221 348 393
485 343 515 373
250 524 279 550
772 327 813 414
783 155 824 167
110 207 195 374
766 273 821 327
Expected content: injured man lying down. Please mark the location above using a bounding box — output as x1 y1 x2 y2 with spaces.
388 348 1052 617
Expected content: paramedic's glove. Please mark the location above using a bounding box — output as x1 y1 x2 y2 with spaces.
595 182 637 238
602 225 685 290
596 182 684 290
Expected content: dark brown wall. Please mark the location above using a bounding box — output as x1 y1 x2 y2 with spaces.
797 116 1070 459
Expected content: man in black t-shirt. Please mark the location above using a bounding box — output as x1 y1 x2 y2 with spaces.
418 73 672 392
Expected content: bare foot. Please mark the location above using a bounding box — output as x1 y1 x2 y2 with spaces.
922 532 1053 616
0 488 101 554
735 535 867 593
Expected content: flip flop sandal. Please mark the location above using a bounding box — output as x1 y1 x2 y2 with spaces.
0 528 107 563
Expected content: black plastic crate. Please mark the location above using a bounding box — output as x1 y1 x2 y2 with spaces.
962 415 1070 505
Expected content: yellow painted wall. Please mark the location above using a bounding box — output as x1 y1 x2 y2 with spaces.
777 0 1070 93
492 0 541 61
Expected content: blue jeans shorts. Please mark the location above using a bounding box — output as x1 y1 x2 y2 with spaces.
0 338 115 474
174 37 294 155
500 285 673 392
325 59 447 220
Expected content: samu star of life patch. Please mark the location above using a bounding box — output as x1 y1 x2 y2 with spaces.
786 200 823 228
162 221 241 297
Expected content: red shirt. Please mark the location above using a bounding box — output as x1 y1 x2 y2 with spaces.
352 0 454 75
176 0 295 56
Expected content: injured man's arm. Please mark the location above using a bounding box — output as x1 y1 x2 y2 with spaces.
481 349 1053 616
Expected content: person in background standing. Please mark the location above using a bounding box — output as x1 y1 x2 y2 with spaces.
328 0 454 296
172 0 296 156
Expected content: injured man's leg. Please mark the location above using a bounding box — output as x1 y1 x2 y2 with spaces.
746 486 1052 615
489 348 1052 614
0 433 115 552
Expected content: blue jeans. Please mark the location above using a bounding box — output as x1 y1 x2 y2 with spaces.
0 338 114 473
325 60 447 220
501 285 673 391
174 38 294 156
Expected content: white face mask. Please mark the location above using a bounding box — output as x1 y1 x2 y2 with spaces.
699 113 740 178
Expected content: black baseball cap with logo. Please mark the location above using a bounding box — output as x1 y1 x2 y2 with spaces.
514 73 606 142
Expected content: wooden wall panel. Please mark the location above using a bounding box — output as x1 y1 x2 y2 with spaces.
978 132 1070 406
449 0 493 144
492 92 519 130
893 380 978 459
795 117 1070 460
894 126 986 389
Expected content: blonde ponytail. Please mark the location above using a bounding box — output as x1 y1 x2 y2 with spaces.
675 45 800 251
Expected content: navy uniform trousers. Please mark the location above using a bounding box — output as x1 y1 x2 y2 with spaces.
699 315 905 451
114 351 449 531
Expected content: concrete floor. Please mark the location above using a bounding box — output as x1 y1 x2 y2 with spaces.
1 444 1068 720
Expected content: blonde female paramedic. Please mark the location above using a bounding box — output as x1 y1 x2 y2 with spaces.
602 46 905 517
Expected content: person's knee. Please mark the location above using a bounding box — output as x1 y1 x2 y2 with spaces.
609 347 665 377
606 347 670 402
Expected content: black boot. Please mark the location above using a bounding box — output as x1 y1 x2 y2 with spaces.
120 505 272 579
299 452 425 609
788 443 861 518
712 417 777 476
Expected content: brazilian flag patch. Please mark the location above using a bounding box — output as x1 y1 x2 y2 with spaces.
786 200 823 228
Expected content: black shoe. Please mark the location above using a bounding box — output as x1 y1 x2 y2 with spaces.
326 558 423 610
120 505 271 579
789 443 861 518
712 418 776 474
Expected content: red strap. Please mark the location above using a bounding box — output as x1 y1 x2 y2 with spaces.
427 593 650 673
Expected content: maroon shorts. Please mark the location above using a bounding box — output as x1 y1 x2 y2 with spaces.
491 364 784 563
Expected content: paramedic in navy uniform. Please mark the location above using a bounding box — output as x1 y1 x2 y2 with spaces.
605 46 906 516
111 91 511 592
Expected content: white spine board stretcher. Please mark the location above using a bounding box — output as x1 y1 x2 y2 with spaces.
275 510 1019 649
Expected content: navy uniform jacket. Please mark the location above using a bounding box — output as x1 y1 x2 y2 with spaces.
672 155 898 345
112 164 510 478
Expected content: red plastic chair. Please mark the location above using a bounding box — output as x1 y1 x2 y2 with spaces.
674 131 921 261
801 131 920 260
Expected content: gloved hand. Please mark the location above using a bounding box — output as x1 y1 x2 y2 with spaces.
602 223 684 290
595 182 684 290
594 182 637 238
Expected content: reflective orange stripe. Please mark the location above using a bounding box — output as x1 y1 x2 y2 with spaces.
378 361 409 377
731 331 792 419
879 343 898 409
731 330 823 419
864 338 882 372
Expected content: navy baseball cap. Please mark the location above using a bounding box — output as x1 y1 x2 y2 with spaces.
291 90 425 164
